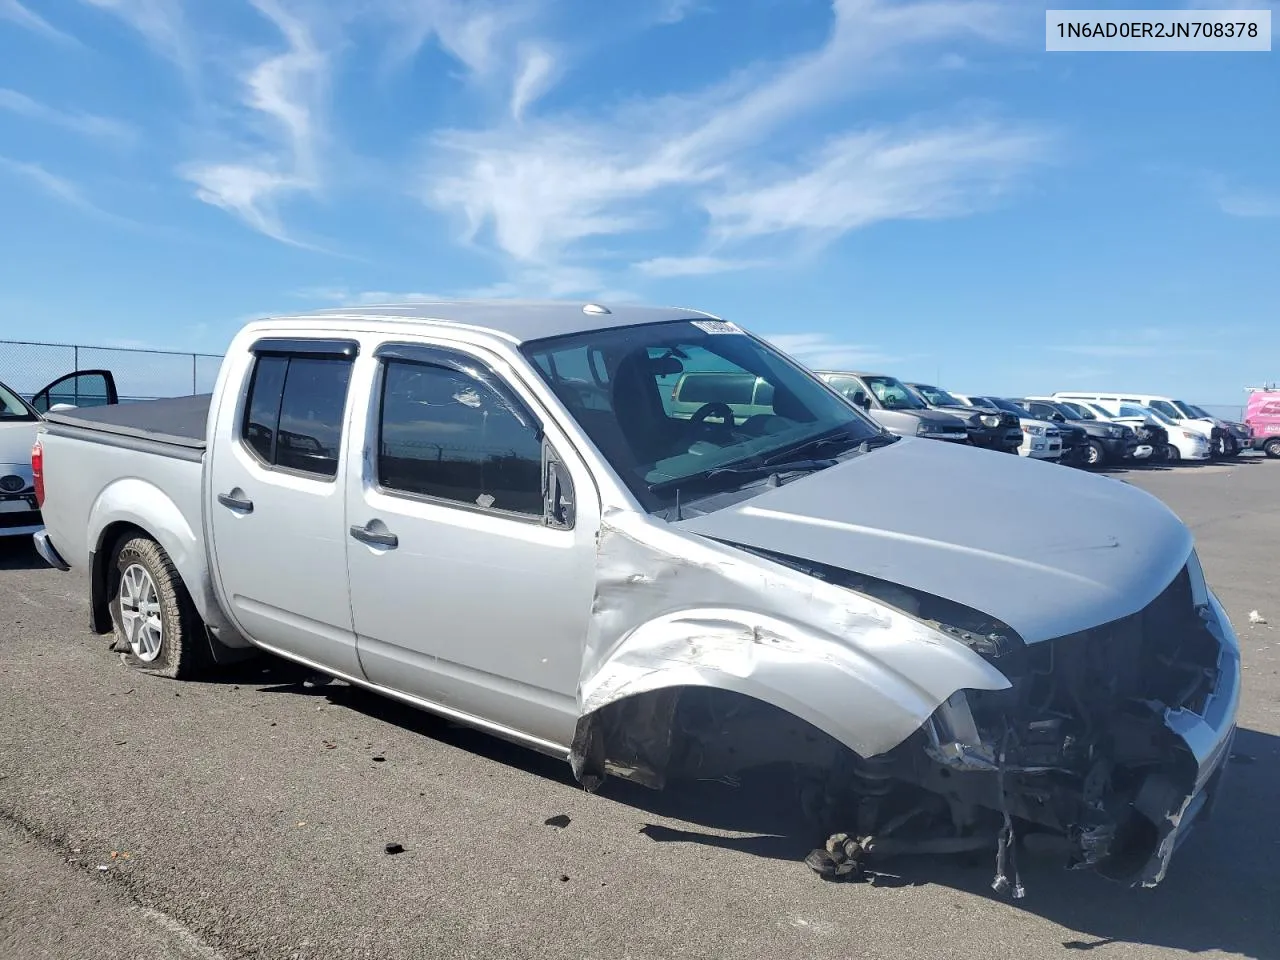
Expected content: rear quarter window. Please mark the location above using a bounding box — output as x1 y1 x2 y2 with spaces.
241 353 353 478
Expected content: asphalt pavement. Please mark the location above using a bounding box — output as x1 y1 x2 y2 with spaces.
2 456 1278 960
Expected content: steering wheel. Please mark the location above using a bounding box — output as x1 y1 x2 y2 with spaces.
689 401 736 440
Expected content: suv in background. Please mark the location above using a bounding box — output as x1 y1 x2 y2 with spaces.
1051 392 1225 458
1013 398 1139 467
953 394 1063 461
905 383 1024 453
815 371 970 443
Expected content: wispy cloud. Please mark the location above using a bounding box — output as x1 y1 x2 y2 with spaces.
632 255 770 277
0 89 135 143
1 0 80 43
510 44 556 120
1215 187 1280 219
0 157 125 220
422 0 1041 286
705 121 1048 244
1053 343 1220 359
295 287 448 305
763 332 902 371
653 0 704 25
179 0 326 246
79 0 194 77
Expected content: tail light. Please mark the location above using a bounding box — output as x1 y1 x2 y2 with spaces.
31 439 44 508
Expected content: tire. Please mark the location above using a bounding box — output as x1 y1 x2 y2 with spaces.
109 535 209 679
1265 439 1280 459
1084 440 1105 467
1164 443 1182 463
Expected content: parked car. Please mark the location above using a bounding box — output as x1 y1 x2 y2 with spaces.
31 302 1239 891
1013 398 1139 467
977 397 1090 466
814 370 970 443
1072 400 1213 464
1052 393 1226 459
1179 403 1249 457
905 383 1023 453
949 393 1062 461
1050 400 1159 463
1245 387 1280 457
0 369 118 537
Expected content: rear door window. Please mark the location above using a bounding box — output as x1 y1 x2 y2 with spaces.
241 350 354 478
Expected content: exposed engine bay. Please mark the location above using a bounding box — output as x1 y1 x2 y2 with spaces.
572 543 1235 895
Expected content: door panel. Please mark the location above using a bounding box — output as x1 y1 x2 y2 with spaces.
207 339 361 674
30 369 118 412
345 342 598 749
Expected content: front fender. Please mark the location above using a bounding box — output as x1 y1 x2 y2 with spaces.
576 511 1011 779
581 606 967 760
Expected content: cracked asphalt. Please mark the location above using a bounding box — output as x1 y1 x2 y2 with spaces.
2 456 1278 960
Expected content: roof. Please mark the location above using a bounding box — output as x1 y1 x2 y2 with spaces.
274 299 718 345
813 369 890 379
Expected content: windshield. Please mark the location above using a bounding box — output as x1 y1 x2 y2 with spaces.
913 384 963 407
1184 403 1211 419
0 380 38 422
520 320 884 511
1058 400 1099 420
1171 400 1199 418
862 376 926 410
1117 404 1150 418
1145 407 1176 426
985 397 1026 417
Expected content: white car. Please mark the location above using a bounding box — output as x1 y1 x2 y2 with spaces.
1071 399 1210 463
1050 400 1157 461
1051 392 1219 452
951 393 1063 460
0 370 118 537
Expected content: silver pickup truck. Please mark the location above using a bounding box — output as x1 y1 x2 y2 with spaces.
31 301 1239 890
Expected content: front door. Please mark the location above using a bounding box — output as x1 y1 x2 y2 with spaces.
344 340 599 750
207 337 361 675
29 369 119 412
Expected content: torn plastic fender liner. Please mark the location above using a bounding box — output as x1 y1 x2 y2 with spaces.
570 508 1012 788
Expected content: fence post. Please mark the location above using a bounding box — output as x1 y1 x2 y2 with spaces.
192 354 197 395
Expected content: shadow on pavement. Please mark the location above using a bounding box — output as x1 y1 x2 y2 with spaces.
0 538 48 572
265 671 1279 959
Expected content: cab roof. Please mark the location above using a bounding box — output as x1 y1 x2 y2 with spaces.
272 300 719 346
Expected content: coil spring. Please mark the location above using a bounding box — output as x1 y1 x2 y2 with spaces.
850 755 894 797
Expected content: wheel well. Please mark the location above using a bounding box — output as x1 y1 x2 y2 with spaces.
89 521 153 634
572 686 859 792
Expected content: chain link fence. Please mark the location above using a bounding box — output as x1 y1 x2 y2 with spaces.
0 339 224 404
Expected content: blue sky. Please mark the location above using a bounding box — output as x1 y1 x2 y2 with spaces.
0 0 1275 406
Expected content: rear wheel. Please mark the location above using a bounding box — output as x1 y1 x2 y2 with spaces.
1265 439 1280 459
109 535 208 679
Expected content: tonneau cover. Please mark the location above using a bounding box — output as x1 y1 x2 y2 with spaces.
43 393 211 450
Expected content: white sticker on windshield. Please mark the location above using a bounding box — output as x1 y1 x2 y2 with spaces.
691 319 742 335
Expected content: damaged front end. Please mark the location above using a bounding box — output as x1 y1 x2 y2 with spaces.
812 552 1242 892
569 511 1239 894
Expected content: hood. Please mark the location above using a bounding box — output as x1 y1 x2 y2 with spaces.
674 437 1192 644
0 419 39 466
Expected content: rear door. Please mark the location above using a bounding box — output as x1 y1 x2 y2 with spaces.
29 370 118 412
206 337 361 675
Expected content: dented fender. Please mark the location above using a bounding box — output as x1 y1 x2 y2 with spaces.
575 509 1011 769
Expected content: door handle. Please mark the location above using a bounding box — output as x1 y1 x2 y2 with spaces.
350 523 398 549
217 492 254 513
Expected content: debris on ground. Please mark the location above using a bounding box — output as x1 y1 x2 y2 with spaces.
371 756 386 763
1249 610 1267 624
384 843 405 855
559 874 570 882
544 814 571 829
1230 752 1257 765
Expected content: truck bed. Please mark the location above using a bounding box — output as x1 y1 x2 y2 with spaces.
42 393 211 459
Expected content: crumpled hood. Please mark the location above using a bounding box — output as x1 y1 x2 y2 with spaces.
673 437 1193 643
0 420 38 469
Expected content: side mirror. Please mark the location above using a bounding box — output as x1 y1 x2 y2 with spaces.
852 390 871 410
544 450 575 529
48 403 79 413
1050 413 1065 422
